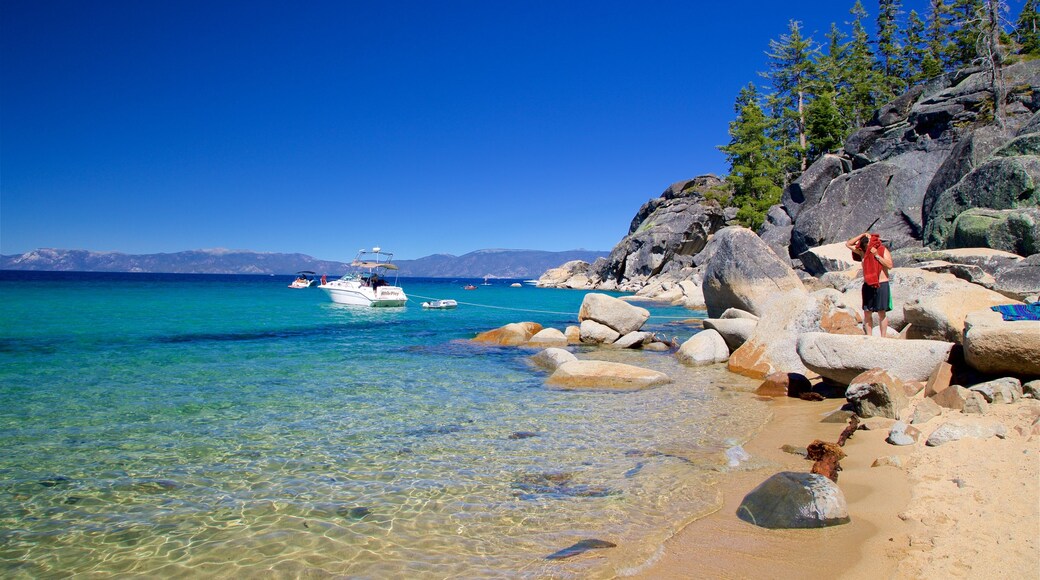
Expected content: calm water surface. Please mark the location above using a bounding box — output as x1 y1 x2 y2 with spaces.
0 271 767 578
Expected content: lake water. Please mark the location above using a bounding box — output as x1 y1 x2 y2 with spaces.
0 271 767 578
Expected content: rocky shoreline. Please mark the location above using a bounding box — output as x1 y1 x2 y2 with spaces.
486 58 1040 576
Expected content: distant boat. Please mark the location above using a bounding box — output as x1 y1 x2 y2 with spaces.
319 248 407 307
288 271 317 289
482 275 492 286
523 279 539 286
463 284 477 290
422 299 458 309
510 283 522 288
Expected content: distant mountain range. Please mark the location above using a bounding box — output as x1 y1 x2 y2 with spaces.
0 248 608 278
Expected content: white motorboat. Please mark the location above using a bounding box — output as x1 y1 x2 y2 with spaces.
288 271 317 289
319 248 408 307
421 299 458 309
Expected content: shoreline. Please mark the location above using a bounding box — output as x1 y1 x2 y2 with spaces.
631 395 912 578
631 390 1039 579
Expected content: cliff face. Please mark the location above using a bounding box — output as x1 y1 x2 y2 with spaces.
542 60 1040 302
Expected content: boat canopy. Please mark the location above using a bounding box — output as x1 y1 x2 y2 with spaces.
297 271 316 275
351 261 399 270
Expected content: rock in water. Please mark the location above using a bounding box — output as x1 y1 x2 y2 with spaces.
545 539 617 560
737 471 850 529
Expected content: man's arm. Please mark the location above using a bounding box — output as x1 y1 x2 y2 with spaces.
845 232 867 254
872 246 894 270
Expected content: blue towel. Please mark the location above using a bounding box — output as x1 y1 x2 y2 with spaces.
991 302 1040 321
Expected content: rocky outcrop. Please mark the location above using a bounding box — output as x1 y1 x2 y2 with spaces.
798 242 857 276
537 260 594 289
924 156 1040 251
797 333 954 384
527 328 569 348
962 308 1040 377
702 227 807 318
702 318 757 351
594 176 729 290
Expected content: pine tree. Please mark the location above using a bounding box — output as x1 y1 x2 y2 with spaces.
927 0 954 72
876 0 907 92
949 0 985 69
904 10 930 81
805 91 846 158
1016 0 1040 55
718 84 784 231
842 1 882 128
762 20 818 174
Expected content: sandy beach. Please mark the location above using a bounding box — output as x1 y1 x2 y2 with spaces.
634 392 1040 579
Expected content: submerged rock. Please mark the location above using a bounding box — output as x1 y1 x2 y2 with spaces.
546 360 671 391
545 539 618 560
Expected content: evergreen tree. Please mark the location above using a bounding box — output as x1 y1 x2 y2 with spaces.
762 20 818 174
876 0 907 91
718 84 784 231
904 10 930 81
927 0 954 71
841 1 883 127
1015 0 1040 55
805 91 846 158
949 0 985 69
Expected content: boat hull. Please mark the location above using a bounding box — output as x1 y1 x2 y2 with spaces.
320 282 407 307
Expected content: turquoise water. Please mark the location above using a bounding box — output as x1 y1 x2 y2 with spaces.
0 272 767 578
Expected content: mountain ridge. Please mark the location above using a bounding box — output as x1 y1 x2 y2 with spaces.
0 247 608 278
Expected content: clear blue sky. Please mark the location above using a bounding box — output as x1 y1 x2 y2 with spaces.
3 0 946 260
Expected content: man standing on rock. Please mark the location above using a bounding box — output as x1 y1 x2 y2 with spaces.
846 231 894 337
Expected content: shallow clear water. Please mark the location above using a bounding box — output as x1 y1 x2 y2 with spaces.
0 271 767 578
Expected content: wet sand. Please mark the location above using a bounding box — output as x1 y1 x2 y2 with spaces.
632 394 1040 579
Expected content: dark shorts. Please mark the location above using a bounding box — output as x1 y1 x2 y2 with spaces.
862 281 892 312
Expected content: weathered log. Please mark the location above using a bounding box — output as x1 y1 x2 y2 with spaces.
836 415 860 446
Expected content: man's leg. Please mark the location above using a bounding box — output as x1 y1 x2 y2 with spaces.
863 309 873 336
878 310 888 338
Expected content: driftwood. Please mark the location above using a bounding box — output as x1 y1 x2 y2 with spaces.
806 416 860 482
806 440 846 481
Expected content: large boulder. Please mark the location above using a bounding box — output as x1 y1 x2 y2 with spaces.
702 227 807 318
925 421 1008 447
901 273 1020 342
797 332 954 384
963 308 1040 377
923 155 1040 250
676 329 730 366
736 472 850 529
922 124 1013 223
578 293 650 336
947 207 1040 256
546 360 671 391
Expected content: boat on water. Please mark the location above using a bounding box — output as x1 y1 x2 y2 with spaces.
482 275 492 286
288 271 317 289
463 284 477 290
421 299 458 309
319 248 408 307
